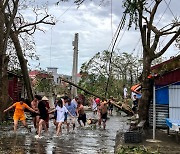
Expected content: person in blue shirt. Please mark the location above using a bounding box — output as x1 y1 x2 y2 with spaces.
65 98 77 132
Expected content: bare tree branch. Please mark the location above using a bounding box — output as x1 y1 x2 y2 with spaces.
160 22 180 33
18 15 55 32
150 25 160 34
138 2 147 50
144 7 151 14
161 31 178 35
154 28 180 58
147 0 161 47
150 34 160 56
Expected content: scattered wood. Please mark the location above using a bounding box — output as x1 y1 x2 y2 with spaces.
111 101 134 116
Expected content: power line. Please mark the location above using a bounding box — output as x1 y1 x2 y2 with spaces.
107 18 123 51
156 0 169 26
155 0 176 54
48 2 74 67
56 2 75 21
164 0 176 20
49 26 53 67
105 13 126 97
115 24 128 53
110 0 113 39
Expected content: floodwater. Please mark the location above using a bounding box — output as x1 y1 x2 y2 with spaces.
0 111 129 154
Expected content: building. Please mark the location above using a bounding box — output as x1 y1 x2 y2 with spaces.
47 67 60 84
8 71 23 102
149 55 180 127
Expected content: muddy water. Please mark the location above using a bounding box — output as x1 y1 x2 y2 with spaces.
0 111 129 154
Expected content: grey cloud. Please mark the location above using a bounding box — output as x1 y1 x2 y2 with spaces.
28 0 179 75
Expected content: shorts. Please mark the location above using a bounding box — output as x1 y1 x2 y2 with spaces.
78 114 86 123
64 112 67 121
13 114 26 121
101 112 107 120
53 110 57 119
108 107 113 111
39 114 48 121
31 112 39 117
67 116 75 124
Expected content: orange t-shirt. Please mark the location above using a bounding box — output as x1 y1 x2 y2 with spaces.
13 102 30 116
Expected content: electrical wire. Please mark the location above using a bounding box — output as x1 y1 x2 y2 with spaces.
111 0 113 39
56 2 75 21
156 0 176 55
49 26 53 67
105 13 126 97
164 0 176 20
156 0 171 26
114 24 128 54
48 2 74 67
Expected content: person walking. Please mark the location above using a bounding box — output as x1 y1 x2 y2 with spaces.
65 98 77 132
123 85 128 104
108 96 114 116
3 98 37 133
98 99 108 130
31 95 41 132
77 100 86 127
35 97 49 139
42 96 50 129
49 99 74 136
91 97 98 115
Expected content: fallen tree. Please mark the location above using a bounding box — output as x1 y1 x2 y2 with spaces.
60 77 134 116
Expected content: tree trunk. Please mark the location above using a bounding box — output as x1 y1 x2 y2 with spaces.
138 51 152 121
10 31 33 102
0 7 9 121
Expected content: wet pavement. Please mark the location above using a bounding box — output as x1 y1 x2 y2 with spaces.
0 111 129 154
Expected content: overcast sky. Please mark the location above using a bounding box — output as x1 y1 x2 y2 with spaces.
25 0 180 75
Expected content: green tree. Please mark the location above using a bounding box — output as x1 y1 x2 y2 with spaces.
79 50 142 99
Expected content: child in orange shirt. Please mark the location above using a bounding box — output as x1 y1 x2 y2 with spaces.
4 98 37 133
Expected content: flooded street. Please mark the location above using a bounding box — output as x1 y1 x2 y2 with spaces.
0 111 129 154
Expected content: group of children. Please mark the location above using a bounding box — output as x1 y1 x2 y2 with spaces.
3 95 112 139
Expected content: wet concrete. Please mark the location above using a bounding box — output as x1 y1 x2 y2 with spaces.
115 125 180 153
0 111 129 154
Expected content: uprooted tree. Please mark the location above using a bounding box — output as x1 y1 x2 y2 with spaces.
123 0 180 120
0 0 55 121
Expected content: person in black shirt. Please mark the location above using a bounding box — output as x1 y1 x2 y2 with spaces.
35 99 48 138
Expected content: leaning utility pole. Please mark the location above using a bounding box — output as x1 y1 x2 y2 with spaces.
71 33 78 98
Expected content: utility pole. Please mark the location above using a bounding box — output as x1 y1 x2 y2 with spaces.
71 33 78 98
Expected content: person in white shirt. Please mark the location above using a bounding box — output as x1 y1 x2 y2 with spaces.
123 85 128 104
49 99 74 136
123 85 128 98
91 97 98 114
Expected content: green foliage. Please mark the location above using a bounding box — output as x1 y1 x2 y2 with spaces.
123 0 147 29
32 72 55 94
79 50 142 99
117 146 160 154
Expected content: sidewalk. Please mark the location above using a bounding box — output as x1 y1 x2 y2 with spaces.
115 128 180 153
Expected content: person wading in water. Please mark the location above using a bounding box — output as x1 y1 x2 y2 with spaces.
77 99 86 127
31 95 41 133
3 98 37 133
35 96 49 139
98 99 108 130
49 99 74 136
